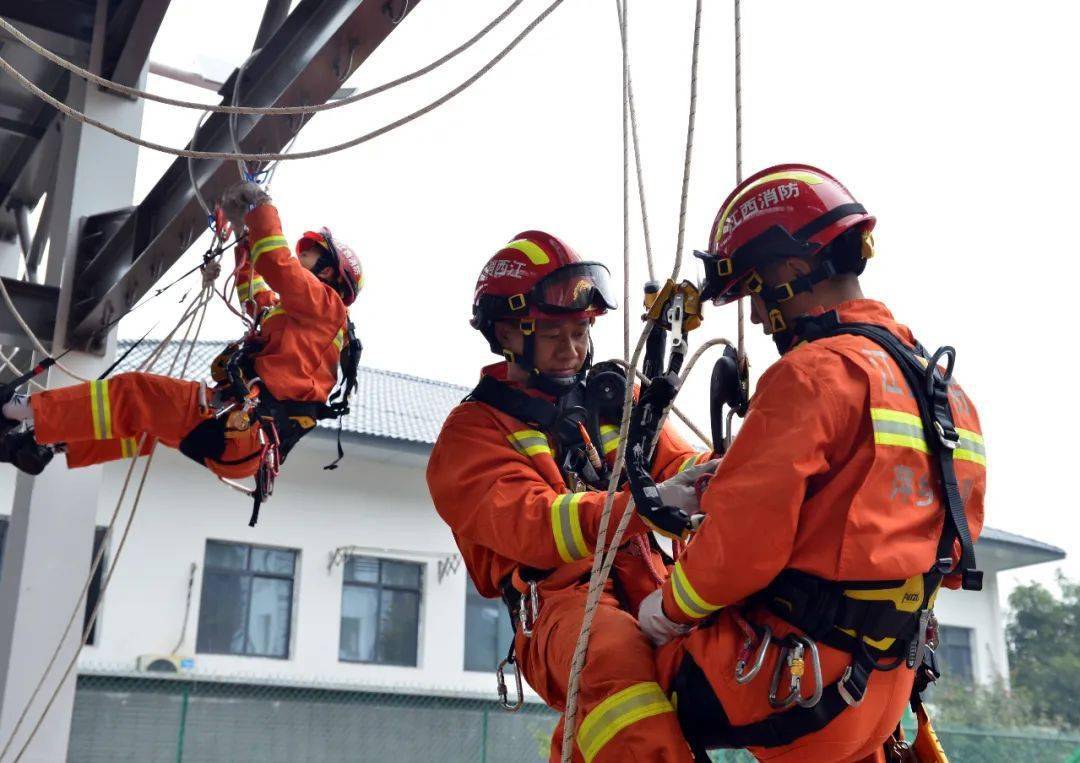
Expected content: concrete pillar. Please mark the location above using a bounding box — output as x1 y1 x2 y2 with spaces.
0 68 145 762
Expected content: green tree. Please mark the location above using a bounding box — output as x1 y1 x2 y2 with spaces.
1007 572 1080 731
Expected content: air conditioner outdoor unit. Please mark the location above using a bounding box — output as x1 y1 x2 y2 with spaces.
136 654 195 673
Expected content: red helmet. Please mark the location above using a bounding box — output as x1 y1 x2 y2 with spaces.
696 164 876 306
297 228 363 306
471 230 617 337
471 231 617 392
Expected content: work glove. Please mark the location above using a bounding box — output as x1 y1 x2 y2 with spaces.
637 588 690 647
218 181 271 233
656 459 719 515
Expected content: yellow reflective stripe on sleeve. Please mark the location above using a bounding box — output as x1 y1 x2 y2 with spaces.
505 239 549 265
249 235 289 266
89 380 113 440
870 407 929 454
236 276 270 300
677 455 698 473
954 426 986 466
332 328 345 352
577 682 674 763
506 429 552 458
262 306 286 323
551 493 590 563
599 424 620 455
120 437 138 458
670 561 722 620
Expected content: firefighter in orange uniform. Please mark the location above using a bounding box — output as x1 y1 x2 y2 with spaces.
427 231 713 762
0 182 362 490
637 165 986 762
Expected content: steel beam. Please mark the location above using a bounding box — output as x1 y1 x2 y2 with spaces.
68 0 421 352
0 1 96 42
0 277 57 349
0 70 69 210
105 0 171 87
253 0 291 51
0 117 44 140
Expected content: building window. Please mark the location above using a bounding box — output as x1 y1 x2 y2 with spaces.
196 541 296 658
464 583 514 672
339 556 421 666
937 625 974 684
84 527 107 645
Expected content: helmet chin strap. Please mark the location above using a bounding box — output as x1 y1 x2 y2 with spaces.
501 319 592 398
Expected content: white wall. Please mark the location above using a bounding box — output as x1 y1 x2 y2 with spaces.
935 577 1009 686
0 435 1012 695
67 434 513 699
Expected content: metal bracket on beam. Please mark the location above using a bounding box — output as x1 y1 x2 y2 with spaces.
0 278 58 351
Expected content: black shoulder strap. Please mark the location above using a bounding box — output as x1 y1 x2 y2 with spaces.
467 375 559 431
795 312 982 591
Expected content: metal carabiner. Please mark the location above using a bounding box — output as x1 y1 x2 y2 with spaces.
519 581 540 638
734 626 772 685
497 656 524 712
768 636 824 709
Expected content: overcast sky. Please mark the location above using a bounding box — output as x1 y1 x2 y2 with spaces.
120 0 1079 599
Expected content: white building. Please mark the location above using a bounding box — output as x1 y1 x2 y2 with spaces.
0 342 1065 762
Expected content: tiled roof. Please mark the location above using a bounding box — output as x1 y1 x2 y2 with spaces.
114 340 469 446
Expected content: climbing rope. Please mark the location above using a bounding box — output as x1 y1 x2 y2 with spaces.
0 0 566 163
0 1 525 116
0 277 89 382
560 2 706 758
1 275 215 762
734 0 746 363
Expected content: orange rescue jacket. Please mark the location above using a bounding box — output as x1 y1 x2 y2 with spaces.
661 299 986 625
231 204 349 403
428 362 708 603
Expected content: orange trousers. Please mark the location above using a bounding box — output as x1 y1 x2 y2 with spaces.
30 371 262 479
655 609 910 763
518 584 693 763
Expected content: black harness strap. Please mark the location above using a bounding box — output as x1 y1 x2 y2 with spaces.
794 313 982 591
675 313 981 751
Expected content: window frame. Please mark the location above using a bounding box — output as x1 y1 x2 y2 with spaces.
338 555 423 667
196 539 298 660
937 624 976 683
463 582 514 673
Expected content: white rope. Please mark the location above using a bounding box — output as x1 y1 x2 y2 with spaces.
0 283 212 762
0 348 44 392
560 4 706 756
618 0 631 361
734 0 746 362
0 0 565 163
669 0 704 282
0 2 526 116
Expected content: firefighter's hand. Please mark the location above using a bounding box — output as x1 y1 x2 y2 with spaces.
637 589 690 646
219 181 271 232
656 459 719 514
200 258 221 285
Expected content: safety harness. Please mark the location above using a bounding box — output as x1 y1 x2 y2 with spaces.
673 311 981 755
179 318 362 526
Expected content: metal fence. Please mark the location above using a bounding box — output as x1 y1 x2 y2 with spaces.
67 672 1080 763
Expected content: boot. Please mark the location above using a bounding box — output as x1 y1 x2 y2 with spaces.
0 430 54 475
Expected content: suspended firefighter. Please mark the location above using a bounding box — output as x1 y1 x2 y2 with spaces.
426 231 715 762
635 164 986 762
0 182 363 525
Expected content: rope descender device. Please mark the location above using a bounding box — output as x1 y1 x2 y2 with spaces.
625 279 704 541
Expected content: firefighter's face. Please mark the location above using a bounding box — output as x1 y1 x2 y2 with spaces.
497 318 592 377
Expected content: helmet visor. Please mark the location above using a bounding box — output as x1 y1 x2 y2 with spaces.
533 263 618 314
